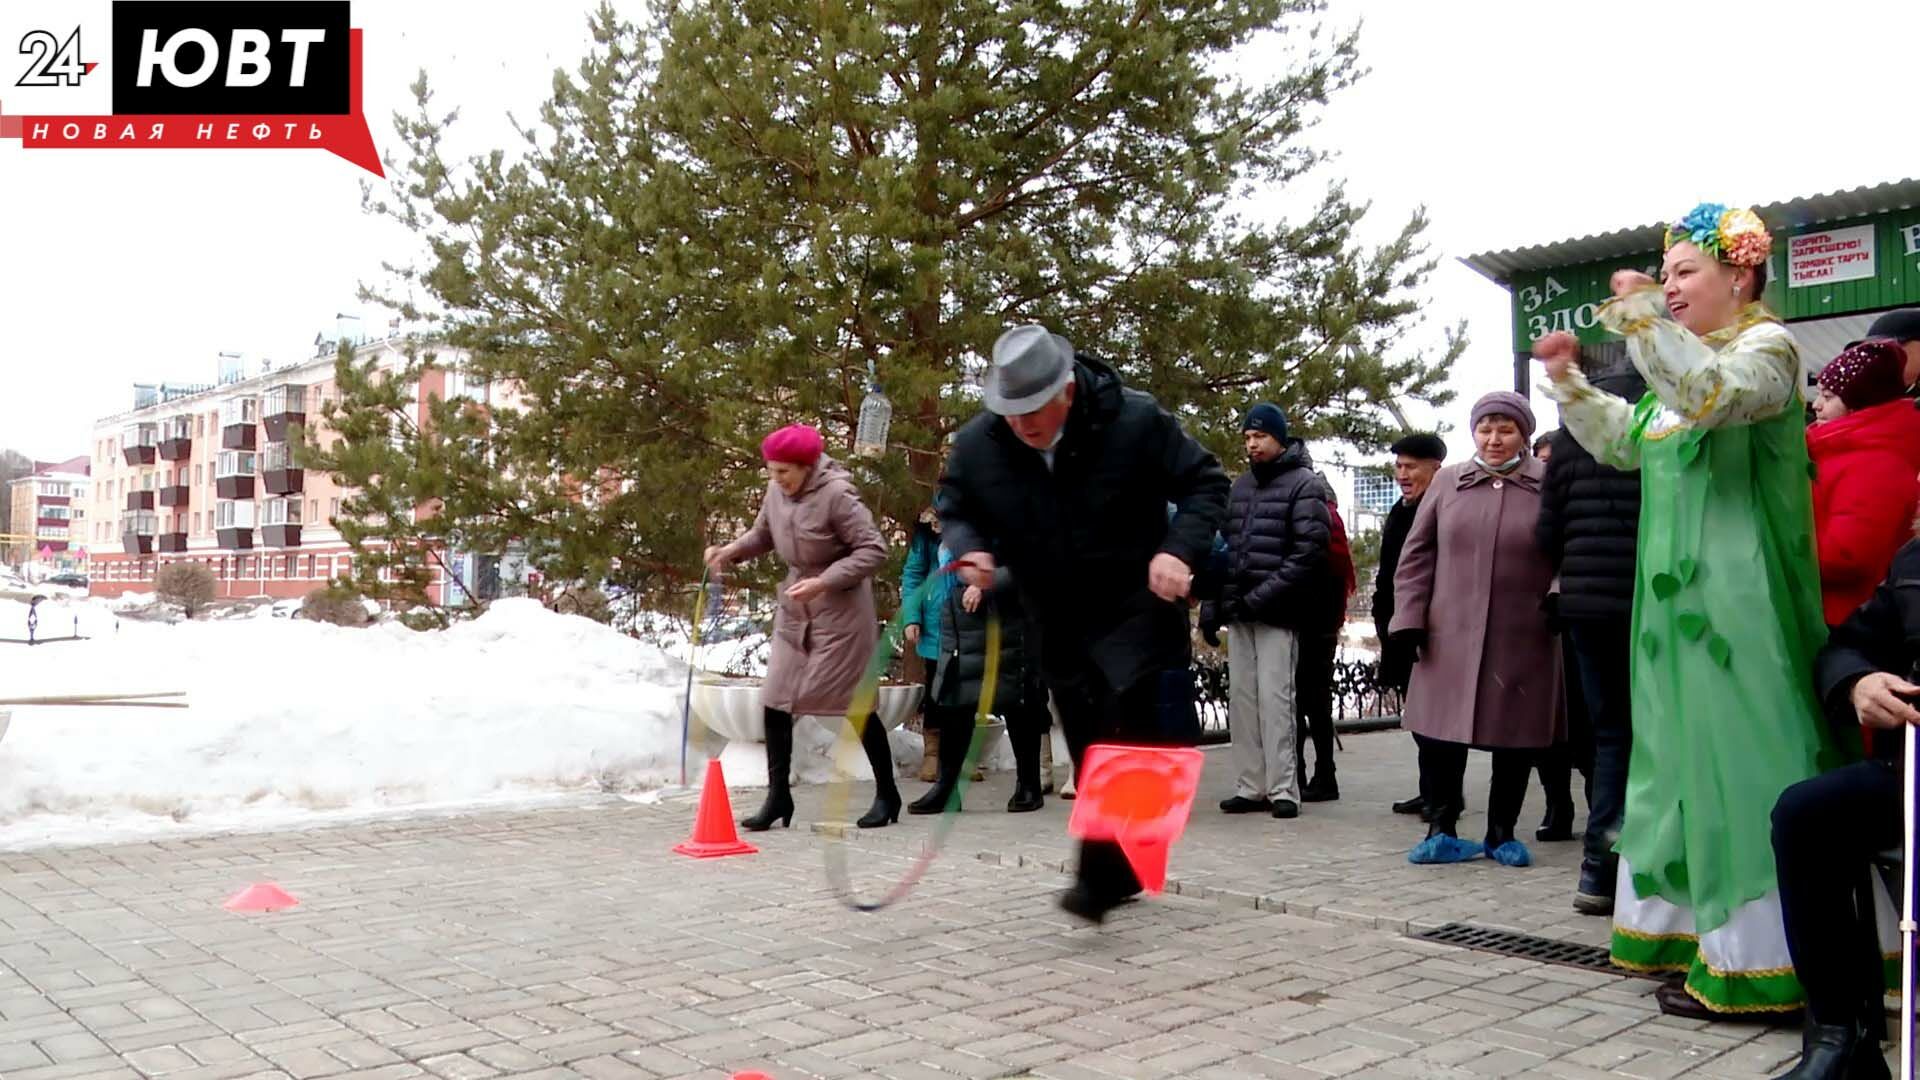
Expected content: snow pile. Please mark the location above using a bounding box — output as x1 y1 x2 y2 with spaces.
0 598 691 848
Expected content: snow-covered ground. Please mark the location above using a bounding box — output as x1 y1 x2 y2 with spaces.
0 596 703 850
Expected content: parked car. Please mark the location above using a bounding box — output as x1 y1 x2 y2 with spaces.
45 573 89 589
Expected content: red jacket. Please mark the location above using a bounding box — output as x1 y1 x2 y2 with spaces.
1328 506 1356 625
1809 399 1920 626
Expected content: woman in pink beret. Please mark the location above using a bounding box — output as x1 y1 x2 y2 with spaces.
705 424 898 830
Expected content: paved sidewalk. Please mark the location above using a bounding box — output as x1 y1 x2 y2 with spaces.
0 731 1818 1079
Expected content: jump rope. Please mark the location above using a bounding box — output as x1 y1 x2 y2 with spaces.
679 561 999 912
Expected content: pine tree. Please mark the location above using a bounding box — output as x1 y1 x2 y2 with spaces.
338 0 1462 617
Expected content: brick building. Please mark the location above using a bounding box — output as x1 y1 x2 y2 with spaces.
3 456 91 568
84 330 483 600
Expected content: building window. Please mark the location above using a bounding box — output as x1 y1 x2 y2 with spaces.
329 497 340 522
307 499 317 523
191 512 200 533
305 554 315 577
193 464 201 485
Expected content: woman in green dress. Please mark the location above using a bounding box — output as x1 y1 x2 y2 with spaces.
1533 203 1862 1020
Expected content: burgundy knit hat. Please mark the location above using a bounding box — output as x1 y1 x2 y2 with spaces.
1817 339 1908 411
760 424 824 466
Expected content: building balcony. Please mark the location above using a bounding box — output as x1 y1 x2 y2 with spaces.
158 436 193 461
221 423 257 451
126 490 156 511
157 484 191 507
36 515 71 530
262 524 302 548
122 531 155 556
216 475 255 500
262 467 304 496
216 527 255 551
122 443 157 465
157 533 189 553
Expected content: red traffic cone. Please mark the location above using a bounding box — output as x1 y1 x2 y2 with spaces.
223 882 299 913
1067 744 1204 894
673 759 759 859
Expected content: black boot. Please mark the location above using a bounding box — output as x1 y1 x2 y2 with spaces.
1007 707 1045 813
1536 796 1576 842
1573 856 1616 915
1302 766 1339 803
1769 1021 1888 1080
1425 802 1462 839
854 712 902 828
741 708 795 831
909 708 971 815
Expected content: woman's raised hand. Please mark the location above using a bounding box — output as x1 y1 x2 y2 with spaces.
1530 331 1579 382
1610 269 1656 297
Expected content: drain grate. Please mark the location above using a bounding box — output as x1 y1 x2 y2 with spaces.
1414 922 1648 978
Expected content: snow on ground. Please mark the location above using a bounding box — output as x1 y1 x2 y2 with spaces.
0 597 696 850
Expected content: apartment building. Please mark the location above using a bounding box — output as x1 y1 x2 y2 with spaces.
85 331 481 601
3 456 91 566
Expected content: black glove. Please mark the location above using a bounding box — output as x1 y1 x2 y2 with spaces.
1542 593 1564 633
1198 601 1222 648
1390 627 1428 661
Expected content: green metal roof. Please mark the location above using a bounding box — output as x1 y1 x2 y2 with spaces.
1460 178 1920 285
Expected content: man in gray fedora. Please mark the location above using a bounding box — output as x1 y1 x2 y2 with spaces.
936 323 1230 923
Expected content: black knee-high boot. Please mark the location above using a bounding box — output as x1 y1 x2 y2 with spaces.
855 712 901 828
741 708 795 831
909 706 972 815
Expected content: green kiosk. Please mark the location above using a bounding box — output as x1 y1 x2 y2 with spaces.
1462 178 1920 392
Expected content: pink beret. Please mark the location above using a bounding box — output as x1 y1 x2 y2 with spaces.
760 424 823 466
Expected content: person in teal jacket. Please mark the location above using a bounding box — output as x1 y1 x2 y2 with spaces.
899 508 956 778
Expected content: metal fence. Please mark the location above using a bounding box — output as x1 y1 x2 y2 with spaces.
1193 649 1403 745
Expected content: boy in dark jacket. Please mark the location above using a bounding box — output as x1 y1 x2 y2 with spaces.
1536 366 1646 913
1202 404 1332 819
1376 433 1446 818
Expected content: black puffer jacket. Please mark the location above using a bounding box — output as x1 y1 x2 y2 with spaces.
1372 495 1419 691
934 568 1046 711
1214 439 1332 630
1536 369 1648 622
937 356 1230 695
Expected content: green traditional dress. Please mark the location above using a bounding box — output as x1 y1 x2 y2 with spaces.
1545 287 1893 1016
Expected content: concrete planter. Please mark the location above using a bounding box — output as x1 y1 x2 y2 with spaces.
689 678 923 787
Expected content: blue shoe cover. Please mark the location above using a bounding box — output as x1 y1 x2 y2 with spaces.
1409 834 1486 864
1488 840 1533 867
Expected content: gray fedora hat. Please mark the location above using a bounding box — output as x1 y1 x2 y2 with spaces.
983 324 1076 415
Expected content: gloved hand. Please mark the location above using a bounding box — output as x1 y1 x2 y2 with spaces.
1390 627 1428 661
1541 593 1564 633
1198 601 1222 648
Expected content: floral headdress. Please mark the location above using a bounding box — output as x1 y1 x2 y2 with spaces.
1664 202 1772 267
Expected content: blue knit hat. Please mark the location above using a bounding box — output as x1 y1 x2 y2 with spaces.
1242 403 1288 441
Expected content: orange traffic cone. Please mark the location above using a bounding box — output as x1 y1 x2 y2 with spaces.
224 882 299 913
673 759 759 859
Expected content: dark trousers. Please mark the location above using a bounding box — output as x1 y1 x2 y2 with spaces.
1295 631 1337 780
1534 631 1594 812
1419 738 1535 838
1567 618 1631 883
1772 759 1906 1027
1003 697 1051 790
1049 663 1200 904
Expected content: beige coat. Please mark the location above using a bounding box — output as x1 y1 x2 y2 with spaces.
1389 458 1564 749
731 458 888 715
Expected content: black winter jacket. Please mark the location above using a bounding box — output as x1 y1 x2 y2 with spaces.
1536 369 1647 623
1814 537 1920 763
1372 494 1419 691
1213 440 1332 631
936 356 1230 695
934 568 1046 712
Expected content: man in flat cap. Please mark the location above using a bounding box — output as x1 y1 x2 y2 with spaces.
1853 309 1920 394
937 324 1229 923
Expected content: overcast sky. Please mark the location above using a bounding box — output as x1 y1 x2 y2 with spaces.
1 0 1914 463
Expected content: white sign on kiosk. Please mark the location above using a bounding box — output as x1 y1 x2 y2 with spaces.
1788 224 1876 287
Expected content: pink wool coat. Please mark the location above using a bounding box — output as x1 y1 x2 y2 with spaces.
730 457 888 715
1389 458 1565 749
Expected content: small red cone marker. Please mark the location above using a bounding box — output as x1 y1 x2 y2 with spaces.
223 882 299 913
